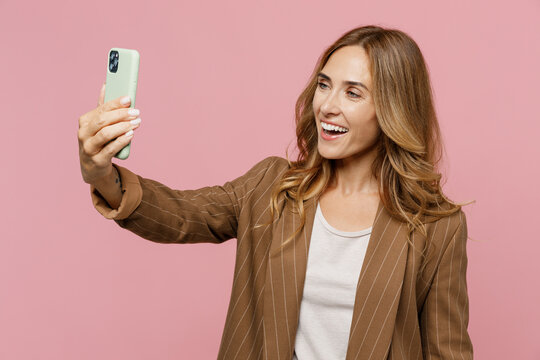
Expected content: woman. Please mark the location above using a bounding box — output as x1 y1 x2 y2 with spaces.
79 25 473 359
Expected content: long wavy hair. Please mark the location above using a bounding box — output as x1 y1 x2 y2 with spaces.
263 25 473 257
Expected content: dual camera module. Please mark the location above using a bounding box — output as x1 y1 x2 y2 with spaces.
108 51 119 73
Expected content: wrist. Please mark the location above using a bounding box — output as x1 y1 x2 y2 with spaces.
93 166 119 189
92 166 123 210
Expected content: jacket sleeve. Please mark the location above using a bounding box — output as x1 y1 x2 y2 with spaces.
89 156 280 244
419 210 474 359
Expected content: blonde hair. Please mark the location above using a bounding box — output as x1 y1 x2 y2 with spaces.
262 25 473 256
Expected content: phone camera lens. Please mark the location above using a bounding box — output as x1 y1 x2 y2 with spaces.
108 51 119 73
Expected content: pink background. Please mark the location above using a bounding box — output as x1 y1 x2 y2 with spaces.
1 0 539 358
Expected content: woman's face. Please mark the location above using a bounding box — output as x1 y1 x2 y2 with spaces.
313 45 380 161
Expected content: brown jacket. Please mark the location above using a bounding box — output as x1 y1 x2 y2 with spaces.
90 156 473 360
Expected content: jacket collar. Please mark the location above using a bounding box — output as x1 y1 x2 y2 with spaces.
262 196 409 359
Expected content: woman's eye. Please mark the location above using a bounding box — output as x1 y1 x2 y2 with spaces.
317 82 361 98
317 82 328 89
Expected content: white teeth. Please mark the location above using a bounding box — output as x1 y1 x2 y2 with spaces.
321 121 348 133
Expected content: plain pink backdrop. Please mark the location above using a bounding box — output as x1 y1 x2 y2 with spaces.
1 0 539 359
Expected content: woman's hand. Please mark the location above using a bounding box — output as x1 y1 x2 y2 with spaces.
78 83 141 185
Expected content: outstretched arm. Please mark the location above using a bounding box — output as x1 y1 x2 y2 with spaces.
90 156 280 244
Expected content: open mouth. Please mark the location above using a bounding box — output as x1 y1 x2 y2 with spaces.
321 121 349 136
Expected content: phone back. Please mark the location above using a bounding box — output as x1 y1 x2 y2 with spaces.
105 47 140 160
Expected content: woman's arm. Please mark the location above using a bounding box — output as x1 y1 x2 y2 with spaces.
90 156 280 244
419 211 474 359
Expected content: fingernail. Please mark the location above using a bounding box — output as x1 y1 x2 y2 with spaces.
128 108 140 116
120 96 131 105
130 117 141 125
125 129 134 137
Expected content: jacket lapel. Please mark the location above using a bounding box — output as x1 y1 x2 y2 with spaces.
344 201 409 359
262 197 409 360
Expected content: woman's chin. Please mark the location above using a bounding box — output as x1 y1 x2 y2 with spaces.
317 145 345 160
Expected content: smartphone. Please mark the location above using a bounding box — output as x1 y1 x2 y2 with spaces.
104 47 140 160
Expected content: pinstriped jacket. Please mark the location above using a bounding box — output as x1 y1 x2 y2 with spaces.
90 156 473 360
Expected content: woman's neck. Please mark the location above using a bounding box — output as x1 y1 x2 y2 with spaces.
329 150 379 197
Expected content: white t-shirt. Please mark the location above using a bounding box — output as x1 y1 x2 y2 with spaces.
292 202 372 360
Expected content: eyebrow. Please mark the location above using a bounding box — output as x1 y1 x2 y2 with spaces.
317 72 370 92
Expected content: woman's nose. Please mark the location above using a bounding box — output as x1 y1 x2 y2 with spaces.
320 91 340 116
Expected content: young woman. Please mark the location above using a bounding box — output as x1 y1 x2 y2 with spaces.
79 25 473 360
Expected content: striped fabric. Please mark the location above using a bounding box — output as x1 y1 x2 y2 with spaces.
90 156 473 360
